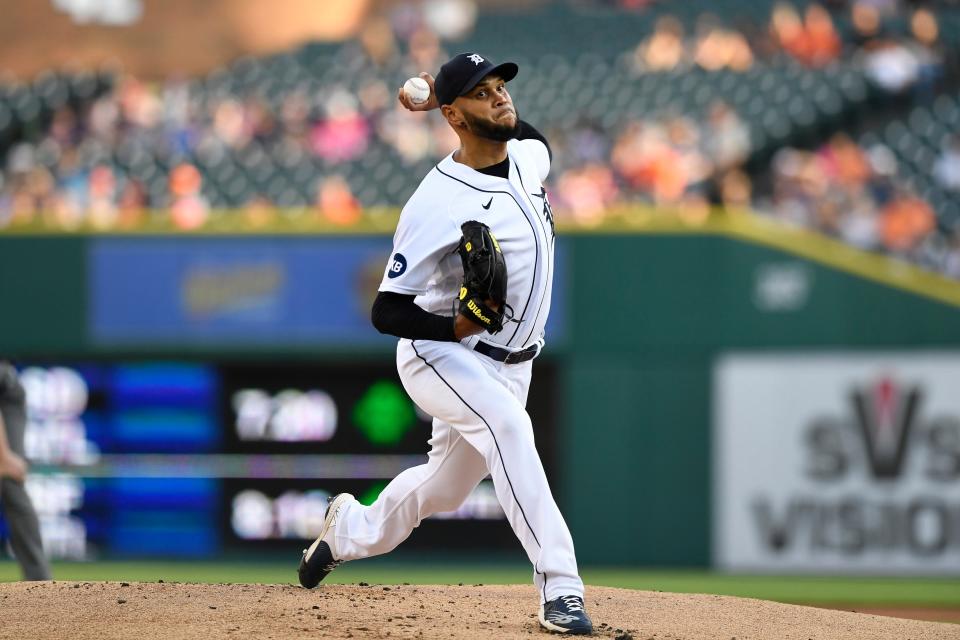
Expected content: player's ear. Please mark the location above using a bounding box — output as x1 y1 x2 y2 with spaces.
441 104 466 129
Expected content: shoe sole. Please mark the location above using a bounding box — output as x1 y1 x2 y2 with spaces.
299 493 354 588
538 610 593 635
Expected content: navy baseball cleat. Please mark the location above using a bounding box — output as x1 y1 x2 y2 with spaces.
298 493 354 589
539 595 593 635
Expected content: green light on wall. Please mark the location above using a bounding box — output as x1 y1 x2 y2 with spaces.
353 380 416 446
358 481 387 506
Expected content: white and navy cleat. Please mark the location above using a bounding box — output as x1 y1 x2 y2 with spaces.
297 492 354 589
539 595 594 635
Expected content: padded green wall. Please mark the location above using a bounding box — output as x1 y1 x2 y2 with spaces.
3 233 959 565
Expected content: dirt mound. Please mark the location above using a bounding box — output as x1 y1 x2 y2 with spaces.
0 581 955 640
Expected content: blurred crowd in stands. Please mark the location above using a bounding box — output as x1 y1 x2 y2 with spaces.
2 0 960 279
630 0 956 105
761 134 957 276
546 100 752 223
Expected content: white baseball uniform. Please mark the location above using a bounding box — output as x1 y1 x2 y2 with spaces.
332 137 584 603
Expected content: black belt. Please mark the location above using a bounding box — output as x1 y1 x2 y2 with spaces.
473 341 539 364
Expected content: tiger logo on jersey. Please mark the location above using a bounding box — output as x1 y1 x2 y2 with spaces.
531 187 555 238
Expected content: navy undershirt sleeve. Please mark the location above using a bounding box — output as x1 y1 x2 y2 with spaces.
371 291 457 341
516 120 552 162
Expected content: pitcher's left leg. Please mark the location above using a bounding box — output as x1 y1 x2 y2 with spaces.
299 416 489 590
333 419 489 561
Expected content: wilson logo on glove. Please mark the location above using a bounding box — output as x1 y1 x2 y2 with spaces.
466 299 492 325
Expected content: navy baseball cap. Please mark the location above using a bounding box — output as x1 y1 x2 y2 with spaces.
434 53 519 106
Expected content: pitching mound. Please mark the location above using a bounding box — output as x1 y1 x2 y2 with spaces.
1 581 956 640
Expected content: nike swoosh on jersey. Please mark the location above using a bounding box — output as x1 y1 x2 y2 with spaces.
482 197 493 210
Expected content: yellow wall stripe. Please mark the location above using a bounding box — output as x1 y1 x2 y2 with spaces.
3 207 959 307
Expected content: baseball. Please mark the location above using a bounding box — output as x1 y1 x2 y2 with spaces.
403 77 431 104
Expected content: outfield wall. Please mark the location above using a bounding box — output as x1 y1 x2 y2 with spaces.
562 233 960 570
2 216 959 570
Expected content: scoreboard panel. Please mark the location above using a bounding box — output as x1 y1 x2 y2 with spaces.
4 359 558 559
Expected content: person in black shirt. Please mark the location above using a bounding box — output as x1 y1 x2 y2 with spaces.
0 361 50 580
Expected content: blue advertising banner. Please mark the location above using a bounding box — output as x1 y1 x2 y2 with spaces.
88 237 568 348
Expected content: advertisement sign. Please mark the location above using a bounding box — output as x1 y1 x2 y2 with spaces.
713 353 960 574
88 237 394 346
87 237 568 348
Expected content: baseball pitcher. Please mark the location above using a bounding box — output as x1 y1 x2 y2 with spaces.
298 52 592 635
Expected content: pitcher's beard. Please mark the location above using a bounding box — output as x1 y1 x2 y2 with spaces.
465 109 520 142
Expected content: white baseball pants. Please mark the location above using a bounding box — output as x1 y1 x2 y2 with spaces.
332 338 584 603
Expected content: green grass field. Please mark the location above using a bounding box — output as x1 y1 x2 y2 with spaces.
1 560 957 608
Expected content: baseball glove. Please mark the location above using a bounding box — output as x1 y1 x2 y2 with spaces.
457 220 512 333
